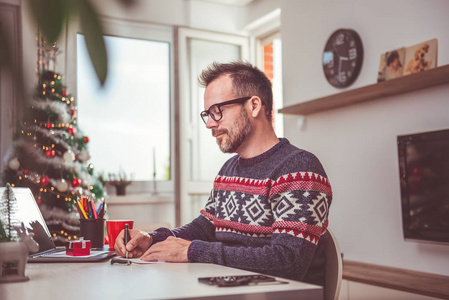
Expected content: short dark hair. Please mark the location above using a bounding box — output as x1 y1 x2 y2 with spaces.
198 61 273 122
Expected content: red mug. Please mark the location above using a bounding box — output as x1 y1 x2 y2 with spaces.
106 220 134 250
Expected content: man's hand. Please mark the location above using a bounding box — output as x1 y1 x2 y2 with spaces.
140 236 191 262
114 229 153 258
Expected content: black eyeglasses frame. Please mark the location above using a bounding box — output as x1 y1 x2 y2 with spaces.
200 96 252 125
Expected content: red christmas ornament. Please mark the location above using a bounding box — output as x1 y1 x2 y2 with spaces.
41 176 50 187
71 178 82 188
36 197 42 205
23 169 29 175
62 90 68 97
67 127 77 135
83 136 90 144
69 109 76 116
46 149 56 157
46 123 52 129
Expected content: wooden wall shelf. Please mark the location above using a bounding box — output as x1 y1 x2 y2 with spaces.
279 65 449 115
343 260 449 299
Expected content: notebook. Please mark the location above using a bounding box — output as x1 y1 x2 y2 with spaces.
0 187 115 262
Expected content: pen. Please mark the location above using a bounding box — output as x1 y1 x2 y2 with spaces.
111 257 131 265
124 223 129 259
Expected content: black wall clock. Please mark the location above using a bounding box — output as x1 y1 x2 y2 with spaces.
322 28 364 88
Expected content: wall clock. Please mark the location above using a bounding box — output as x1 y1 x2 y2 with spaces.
322 28 364 88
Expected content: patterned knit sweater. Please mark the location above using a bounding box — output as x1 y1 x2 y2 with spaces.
150 138 332 285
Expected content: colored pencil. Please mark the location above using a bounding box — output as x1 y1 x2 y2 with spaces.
87 199 93 218
91 199 98 219
74 198 83 217
77 199 88 219
99 200 106 219
97 203 103 216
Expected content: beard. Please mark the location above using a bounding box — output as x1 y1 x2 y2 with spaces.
212 107 252 153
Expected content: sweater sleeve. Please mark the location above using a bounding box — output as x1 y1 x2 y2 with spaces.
188 171 332 281
150 190 217 244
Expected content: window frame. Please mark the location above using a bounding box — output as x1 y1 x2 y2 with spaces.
258 31 283 137
66 17 175 195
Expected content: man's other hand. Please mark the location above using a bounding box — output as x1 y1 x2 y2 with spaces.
140 236 191 262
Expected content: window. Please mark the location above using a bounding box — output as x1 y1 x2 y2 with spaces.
71 20 174 194
77 35 170 182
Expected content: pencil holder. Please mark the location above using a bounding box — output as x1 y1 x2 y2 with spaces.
79 219 105 249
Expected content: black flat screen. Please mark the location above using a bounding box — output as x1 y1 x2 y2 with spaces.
398 129 449 244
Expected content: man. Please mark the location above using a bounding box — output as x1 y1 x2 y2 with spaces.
115 61 332 285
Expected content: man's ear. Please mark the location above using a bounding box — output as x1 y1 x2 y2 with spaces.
249 96 263 118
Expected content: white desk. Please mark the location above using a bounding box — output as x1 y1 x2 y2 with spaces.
1 260 323 300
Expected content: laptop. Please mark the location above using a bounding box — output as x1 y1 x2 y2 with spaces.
0 187 115 262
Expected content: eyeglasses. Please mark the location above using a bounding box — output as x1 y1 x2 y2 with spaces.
200 96 251 125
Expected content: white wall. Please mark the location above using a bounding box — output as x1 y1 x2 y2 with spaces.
89 0 248 34
281 0 449 276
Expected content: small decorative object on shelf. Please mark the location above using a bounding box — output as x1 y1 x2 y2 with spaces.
107 170 133 196
403 38 438 75
377 47 406 82
378 39 438 82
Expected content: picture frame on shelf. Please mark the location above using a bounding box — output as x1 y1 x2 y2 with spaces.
377 47 406 82
403 38 438 75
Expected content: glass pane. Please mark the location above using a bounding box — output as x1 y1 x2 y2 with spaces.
77 34 170 181
188 38 241 181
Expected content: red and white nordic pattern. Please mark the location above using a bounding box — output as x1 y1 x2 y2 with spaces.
201 172 331 243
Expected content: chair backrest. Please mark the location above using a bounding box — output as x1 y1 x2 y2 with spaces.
324 228 343 300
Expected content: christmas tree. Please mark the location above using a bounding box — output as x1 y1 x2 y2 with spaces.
1 34 105 245
0 183 20 242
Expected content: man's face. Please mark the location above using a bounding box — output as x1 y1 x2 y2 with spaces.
203 75 252 154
